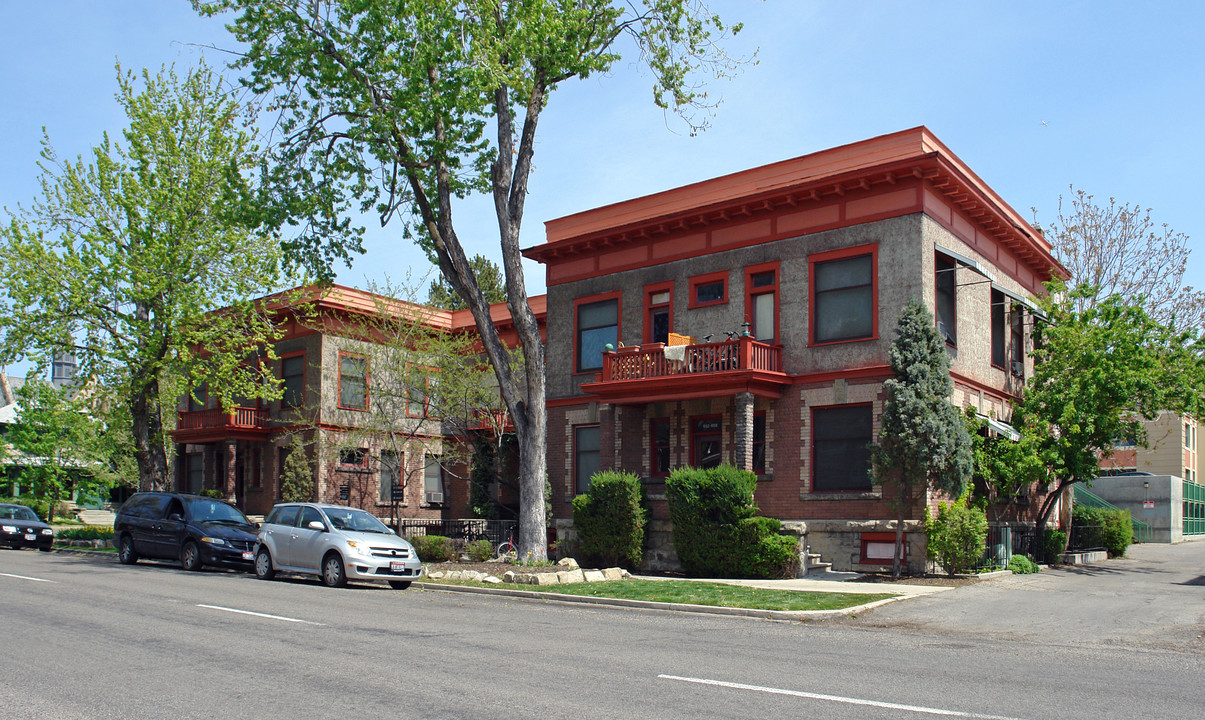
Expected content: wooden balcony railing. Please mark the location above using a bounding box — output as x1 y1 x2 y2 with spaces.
177 407 269 431
601 337 782 382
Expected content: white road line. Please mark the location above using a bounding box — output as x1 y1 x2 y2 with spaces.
0 572 56 583
658 675 1028 720
196 604 324 626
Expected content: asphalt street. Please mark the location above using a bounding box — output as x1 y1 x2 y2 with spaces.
1 547 1202 720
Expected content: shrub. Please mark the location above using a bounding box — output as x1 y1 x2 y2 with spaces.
1007 554 1040 574
466 539 494 562
279 435 314 503
572 470 648 569
408 534 454 562
924 492 988 576
1071 505 1133 557
199 489 225 499
1042 528 1067 564
56 527 115 541
665 465 798 579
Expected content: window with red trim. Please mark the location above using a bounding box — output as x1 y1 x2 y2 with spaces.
280 352 305 409
861 532 905 564
339 447 368 467
574 424 600 494
744 262 779 344
812 404 872 492
406 371 432 418
809 245 877 345
644 282 673 344
575 292 620 373
688 271 728 309
690 415 723 469
338 353 369 410
990 289 1006 369
650 418 671 477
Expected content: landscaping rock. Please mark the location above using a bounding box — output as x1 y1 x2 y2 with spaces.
483 576 502 584
583 570 605 583
532 572 559 586
513 573 536 585
602 567 624 581
502 571 517 583
557 569 586 584
428 571 445 579
556 557 580 569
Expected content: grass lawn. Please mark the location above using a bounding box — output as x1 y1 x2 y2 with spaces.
427 577 896 612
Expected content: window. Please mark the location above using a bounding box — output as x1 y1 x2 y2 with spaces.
935 254 957 344
339 447 367 467
423 455 443 503
745 263 779 344
688 271 728 309
644 282 673 344
1186 422 1192 449
281 354 304 408
379 450 400 503
339 353 368 410
753 413 766 473
297 506 324 529
990 289 1006 368
407 375 430 418
270 505 299 527
576 295 619 372
650 418 671 477
811 247 876 344
1010 305 1025 376
812 404 873 492
574 425 600 494
861 531 906 564
691 416 723 469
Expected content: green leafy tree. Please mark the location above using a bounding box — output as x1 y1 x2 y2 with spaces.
924 491 988 577
195 0 747 561
871 300 973 578
279 435 314 503
427 254 506 310
1015 285 1204 540
0 63 294 491
964 408 1046 522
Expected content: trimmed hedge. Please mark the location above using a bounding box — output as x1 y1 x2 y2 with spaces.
924 492 988 576
407 534 454 563
466 539 494 562
572 470 648 569
1071 505 1133 558
56 527 115 541
665 465 799 579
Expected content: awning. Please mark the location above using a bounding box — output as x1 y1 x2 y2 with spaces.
992 283 1049 322
977 413 1021 441
935 243 997 282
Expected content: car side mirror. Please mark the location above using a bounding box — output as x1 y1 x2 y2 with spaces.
307 520 326 531
167 513 185 523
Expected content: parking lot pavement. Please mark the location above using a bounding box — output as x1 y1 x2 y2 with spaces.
842 538 1205 653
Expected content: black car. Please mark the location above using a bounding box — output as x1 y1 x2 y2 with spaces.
0 503 54 551
114 492 258 571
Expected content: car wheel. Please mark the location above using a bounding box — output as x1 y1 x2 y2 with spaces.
255 549 275 580
321 552 347 588
388 580 411 590
181 541 202 571
118 535 138 565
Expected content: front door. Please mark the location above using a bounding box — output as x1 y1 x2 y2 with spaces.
691 416 723 469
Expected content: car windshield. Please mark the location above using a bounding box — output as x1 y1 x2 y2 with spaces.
323 508 391 534
185 498 251 526
0 506 39 522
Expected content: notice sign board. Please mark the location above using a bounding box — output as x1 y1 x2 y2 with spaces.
339 483 351 501
1143 500 1155 509
391 483 405 503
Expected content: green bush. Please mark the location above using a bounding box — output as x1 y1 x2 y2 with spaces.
56 527 115 541
1007 554 1040 574
466 539 494 562
1 496 50 522
924 492 988 576
198 489 225 499
572 470 648 569
408 534 454 562
665 465 799 579
1071 505 1133 557
1042 528 1066 564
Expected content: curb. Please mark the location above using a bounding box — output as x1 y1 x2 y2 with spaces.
412 581 909 621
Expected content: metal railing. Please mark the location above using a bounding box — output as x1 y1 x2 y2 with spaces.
1074 484 1152 543
1185 480 1205 536
396 518 516 547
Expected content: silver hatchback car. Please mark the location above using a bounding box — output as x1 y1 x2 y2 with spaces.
254 503 423 589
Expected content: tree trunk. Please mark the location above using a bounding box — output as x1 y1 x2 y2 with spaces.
892 494 906 579
131 378 170 492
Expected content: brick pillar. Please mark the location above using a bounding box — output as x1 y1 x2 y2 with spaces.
224 439 238 501
734 391 755 472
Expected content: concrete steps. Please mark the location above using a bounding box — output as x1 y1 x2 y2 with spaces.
76 509 116 526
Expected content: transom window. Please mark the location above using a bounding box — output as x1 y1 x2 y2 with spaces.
812 250 875 344
689 271 728 309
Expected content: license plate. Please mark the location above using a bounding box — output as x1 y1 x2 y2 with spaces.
390 561 407 573
24 534 36 541
242 551 254 561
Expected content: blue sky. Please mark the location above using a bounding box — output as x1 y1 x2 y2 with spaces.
2 1 1202 326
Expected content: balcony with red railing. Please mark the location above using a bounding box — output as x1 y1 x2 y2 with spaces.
581 336 791 404
173 406 271 442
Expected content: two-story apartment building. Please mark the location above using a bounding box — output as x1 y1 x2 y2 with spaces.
525 127 1068 572
169 284 546 521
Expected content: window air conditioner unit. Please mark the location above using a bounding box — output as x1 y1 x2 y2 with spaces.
1011 361 1024 377
425 492 444 504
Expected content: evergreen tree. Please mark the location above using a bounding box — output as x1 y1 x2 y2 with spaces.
871 300 973 578
427 255 507 311
278 435 314 503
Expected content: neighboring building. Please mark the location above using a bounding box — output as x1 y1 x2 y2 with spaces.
1101 412 1201 483
169 284 546 520
524 127 1068 573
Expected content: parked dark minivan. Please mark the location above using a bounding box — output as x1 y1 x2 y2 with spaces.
114 492 258 571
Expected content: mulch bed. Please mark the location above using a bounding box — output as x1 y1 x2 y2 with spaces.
425 560 564 577
853 574 982 587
